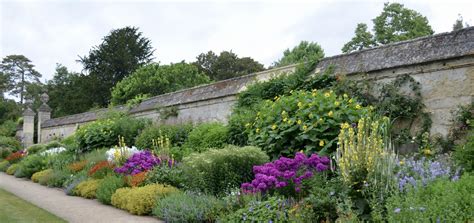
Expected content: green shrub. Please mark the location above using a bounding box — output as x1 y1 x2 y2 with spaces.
227 107 257 146
0 136 21 151
153 192 224 222
248 90 367 157
75 117 150 153
111 184 179 215
135 123 193 150
44 170 70 187
453 122 474 172
183 145 269 195
145 165 185 188
183 122 229 151
16 154 48 178
65 173 87 196
46 150 77 171
6 163 19 175
96 175 127 205
221 196 292 222
386 175 474 222
32 169 53 183
0 147 13 159
26 144 47 154
61 134 76 145
0 120 17 137
0 160 10 171
74 179 102 199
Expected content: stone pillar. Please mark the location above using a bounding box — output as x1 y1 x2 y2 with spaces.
22 100 35 148
37 93 52 143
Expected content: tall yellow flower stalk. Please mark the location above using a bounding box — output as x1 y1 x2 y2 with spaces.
336 116 396 186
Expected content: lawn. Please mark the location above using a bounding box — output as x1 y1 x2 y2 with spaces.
0 188 66 223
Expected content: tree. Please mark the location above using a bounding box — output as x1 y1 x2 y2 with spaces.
273 41 324 67
0 98 20 124
372 2 434 45
193 50 265 81
341 23 376 53
111 62 211 105
0 55 41 104
79 26 154 106
342 2 434 53
46 64 96 117
453 14 470 31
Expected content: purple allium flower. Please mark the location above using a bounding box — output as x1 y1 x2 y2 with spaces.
241 152 329 194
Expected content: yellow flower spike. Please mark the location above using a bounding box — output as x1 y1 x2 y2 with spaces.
297 119 302 125
341 122 350 129
271 124 277 130
319 140 325 147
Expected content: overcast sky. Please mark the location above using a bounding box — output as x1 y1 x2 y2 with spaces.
1 0 473 82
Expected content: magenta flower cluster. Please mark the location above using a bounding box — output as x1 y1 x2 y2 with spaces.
115 150 160 175
241 152 330 194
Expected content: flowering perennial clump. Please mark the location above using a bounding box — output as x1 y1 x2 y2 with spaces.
5 150 27 163
106 145 139 165
396 156 459 191
88 160 115 178
115 151 160 175
241 152 330 194
39 147 66 156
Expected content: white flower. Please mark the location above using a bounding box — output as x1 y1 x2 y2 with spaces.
40 147 66 156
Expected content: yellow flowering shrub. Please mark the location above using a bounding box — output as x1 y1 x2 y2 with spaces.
31 169 53 183
111 184 179 215
248 89 367 157
74 179 102 199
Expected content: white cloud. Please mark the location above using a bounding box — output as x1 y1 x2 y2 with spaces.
1 0 473 82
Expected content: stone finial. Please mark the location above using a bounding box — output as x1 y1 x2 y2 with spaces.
22 100 35 116
40 92 49 104
38 92 52 112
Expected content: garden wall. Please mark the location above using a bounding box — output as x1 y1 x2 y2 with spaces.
37 27 474 143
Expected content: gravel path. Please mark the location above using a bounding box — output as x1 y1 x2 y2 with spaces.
0 172 162 223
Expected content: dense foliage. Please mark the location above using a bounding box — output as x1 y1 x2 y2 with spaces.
135 123 193 150
342 2 434 53
153 192 224 222
193 50 265 81
273 41 324 67
248 90 367 157
183 122 229 151
79 26 154 107
110 62 210 105
183 146 269 195
96 175 126 205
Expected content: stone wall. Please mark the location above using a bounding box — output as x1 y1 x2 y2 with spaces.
37 27 474 143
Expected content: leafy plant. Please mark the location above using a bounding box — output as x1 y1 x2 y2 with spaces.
135 123 193 150
453 122 474 172
0 160 10 171
183 122 229 151
111 184 179 215
145 164 185 188
386 174 474 222
88 160 115 179
153 192 224 222
6 163 19 175
17 154 48 178
183 145 269 196
221 196 293 222
96 175 126 205
0 136 21 151
248 89 367 157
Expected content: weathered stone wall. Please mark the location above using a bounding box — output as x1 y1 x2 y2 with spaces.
38 27 474 143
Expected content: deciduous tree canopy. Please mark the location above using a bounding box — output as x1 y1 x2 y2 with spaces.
273 41 324 67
